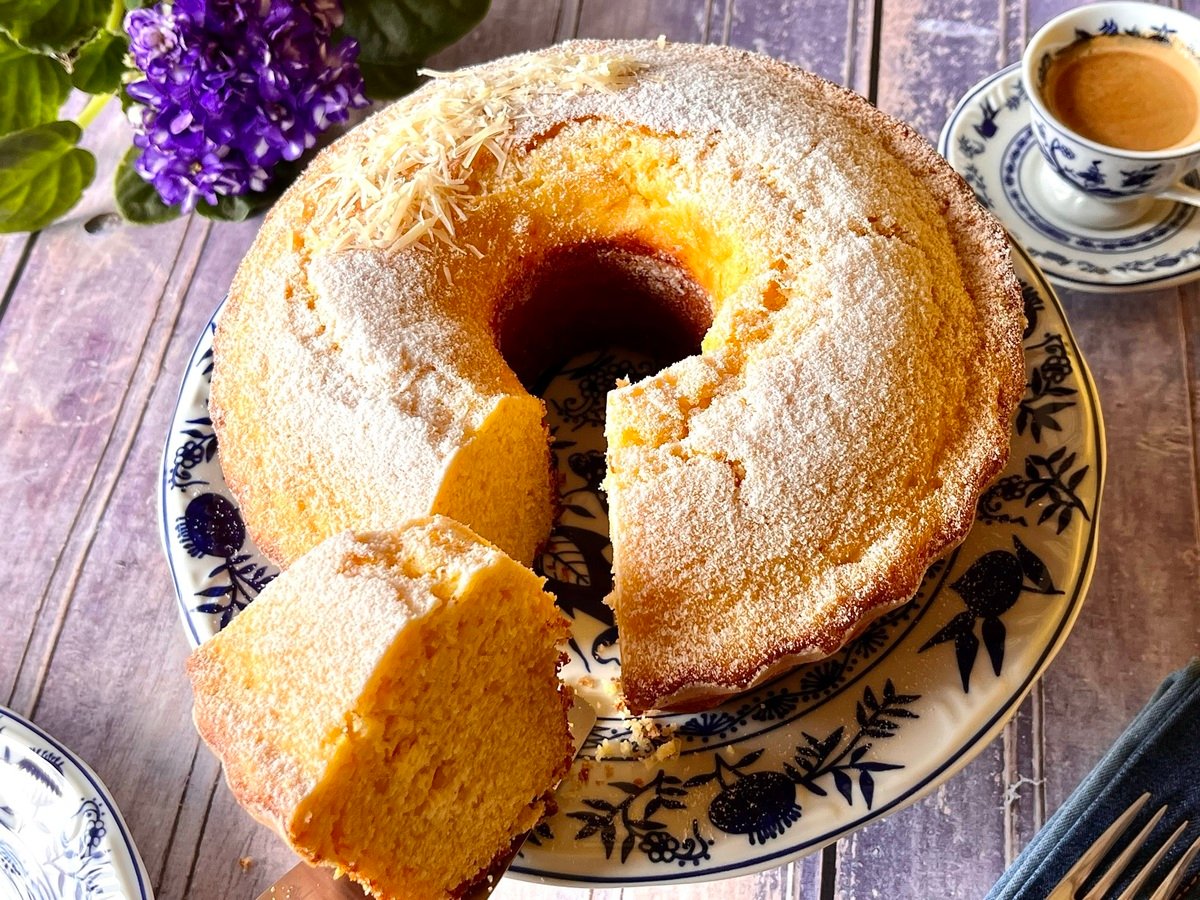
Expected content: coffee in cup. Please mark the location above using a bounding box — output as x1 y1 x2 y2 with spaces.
1021 2 1200 228
1041 33 1200 152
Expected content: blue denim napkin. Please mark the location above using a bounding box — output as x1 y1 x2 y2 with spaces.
988 658 1200 900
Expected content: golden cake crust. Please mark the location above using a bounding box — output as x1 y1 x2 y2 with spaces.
211 40 1024 714
603 51 1024 712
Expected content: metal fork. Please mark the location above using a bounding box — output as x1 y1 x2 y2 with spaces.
1047 793 1200 899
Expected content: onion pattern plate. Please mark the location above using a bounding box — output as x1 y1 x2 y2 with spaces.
160 243 1102 886
0 706 153 900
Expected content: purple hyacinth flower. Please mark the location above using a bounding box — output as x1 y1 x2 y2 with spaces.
125 0 368 213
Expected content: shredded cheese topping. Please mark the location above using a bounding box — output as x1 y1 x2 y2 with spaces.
308 51 643 256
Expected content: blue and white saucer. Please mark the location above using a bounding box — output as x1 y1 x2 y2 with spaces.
940 63 1200 293
0 707 152 900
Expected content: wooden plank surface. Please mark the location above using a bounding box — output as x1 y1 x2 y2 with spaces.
1022 0 1200 864
2 0 1199 898
859 3 1199 898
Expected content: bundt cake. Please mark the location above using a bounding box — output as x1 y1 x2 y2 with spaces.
186 517 574 899
210 40 1025 713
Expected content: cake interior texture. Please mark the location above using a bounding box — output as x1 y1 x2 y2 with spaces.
186 518 572 899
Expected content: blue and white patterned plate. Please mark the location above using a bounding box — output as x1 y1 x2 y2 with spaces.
160 244 1103 886
941 63 1200 293
0 707 152 900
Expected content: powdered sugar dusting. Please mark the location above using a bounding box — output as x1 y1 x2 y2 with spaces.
213 40 1024 713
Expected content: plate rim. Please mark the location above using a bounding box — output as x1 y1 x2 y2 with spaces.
158 312 219 651
0 704 155 900
158 243 1105 887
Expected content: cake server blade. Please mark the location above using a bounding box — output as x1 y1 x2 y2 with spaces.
257 693 596 900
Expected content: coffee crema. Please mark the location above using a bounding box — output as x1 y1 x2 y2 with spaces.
1042 34 1200 152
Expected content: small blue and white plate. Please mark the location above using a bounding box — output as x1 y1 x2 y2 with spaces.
941 63 1200 293
161 245 1103 886
0 707 152 900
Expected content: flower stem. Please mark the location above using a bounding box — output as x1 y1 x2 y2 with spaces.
105 0 124 33
76 93 114 129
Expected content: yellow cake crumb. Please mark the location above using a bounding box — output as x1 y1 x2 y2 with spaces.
187 519 574 900
652 738 681 763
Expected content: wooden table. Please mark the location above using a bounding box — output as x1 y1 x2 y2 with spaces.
3 1 1198 897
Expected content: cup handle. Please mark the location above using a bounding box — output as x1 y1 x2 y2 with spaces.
1158 180 1200 209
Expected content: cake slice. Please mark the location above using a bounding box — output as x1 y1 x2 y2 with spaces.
186 516 573 899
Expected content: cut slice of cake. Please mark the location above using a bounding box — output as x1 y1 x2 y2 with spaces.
186 516 574 899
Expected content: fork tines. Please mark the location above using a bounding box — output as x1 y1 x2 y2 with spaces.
1048 792 1200 900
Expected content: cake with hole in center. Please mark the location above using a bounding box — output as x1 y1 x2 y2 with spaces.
210 40 1025 713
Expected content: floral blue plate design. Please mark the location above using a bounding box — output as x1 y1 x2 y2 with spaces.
0 707 152 900
160 244 1103 886
941 63 1200 293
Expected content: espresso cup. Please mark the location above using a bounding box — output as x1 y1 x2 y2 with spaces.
1021 1 1200 228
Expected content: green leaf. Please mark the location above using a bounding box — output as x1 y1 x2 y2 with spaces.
0 34 70 135
195 193 263 223
114 146 180 224
0 0 110 55
194 155 306 222
354 58 422 99
0 121 95 232
339 0 491 99
194 181 288 222
0 0 56 43
71 30 127 93
118 82 137 113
